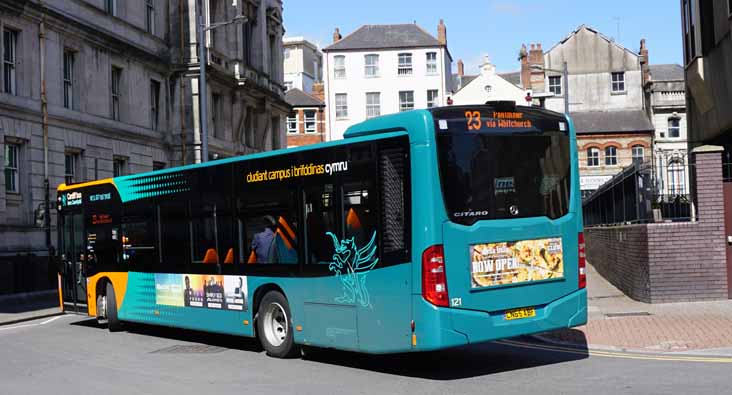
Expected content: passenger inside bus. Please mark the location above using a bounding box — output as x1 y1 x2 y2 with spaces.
250 215 277 263
268 216 298 264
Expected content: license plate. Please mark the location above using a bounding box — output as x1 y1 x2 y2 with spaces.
504 307 536 321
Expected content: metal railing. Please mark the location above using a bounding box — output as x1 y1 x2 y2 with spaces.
582 161 695 227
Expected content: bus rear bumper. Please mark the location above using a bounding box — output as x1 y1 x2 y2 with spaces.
451 288 587 346
413 289 587 351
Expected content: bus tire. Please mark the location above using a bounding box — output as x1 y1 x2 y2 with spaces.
106 283 122 332
257 291 298 358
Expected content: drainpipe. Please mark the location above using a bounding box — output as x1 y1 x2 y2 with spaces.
39 8 51 255
179 0 186 165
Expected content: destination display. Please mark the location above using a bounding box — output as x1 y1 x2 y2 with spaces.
470 237 564 288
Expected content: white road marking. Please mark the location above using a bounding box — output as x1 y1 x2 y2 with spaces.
40 316 64 325
0 314 70 332
0 323 40 332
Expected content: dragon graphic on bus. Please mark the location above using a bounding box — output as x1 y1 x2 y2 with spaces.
326 231 379 307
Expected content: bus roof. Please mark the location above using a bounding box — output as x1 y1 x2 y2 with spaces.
57 104 569 194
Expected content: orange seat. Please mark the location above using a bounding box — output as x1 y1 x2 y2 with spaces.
247 250 257 264
347 208 363 230
224 248 234 264
202 248 218 264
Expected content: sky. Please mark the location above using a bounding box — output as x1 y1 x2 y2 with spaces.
283 0 683 74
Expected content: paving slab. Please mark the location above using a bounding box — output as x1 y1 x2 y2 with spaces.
537 264 732 355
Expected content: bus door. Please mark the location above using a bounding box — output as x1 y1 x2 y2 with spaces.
61 211 88 313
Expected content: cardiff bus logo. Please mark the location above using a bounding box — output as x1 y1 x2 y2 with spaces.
326 231 379 307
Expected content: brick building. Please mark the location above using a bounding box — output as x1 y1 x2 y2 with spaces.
285 85 326 147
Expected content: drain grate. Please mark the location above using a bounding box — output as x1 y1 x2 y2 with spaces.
605 312 652 318
150 344 228 354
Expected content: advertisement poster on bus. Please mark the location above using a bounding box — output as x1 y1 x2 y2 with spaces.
202 275 225 309
155 274 248 311
224 276 248 311
155 274 185 307
470 237 564 288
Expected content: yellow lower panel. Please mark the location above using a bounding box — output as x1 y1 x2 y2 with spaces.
86 272 129 317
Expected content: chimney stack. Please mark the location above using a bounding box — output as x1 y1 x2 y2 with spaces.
333 28 342 43
311 83 325 102
457 59 464 77
639 39 650 84
528 43 546 91
437 19 447 46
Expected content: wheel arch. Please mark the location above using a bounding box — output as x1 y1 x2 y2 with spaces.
252 283 287 325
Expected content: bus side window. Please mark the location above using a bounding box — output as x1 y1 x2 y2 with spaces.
305 184 338 264
239 188 299 265
343 182 375 248
159 200 190 273
121 202 157 271
190 201 218 268
342 144 377 249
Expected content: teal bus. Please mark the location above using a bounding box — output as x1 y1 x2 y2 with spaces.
57 102 586 358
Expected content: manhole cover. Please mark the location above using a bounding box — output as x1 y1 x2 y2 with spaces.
604 312 652 318
150 344 228 354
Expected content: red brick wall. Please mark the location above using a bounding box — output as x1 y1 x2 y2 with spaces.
286 107 326 147
586 147 729 303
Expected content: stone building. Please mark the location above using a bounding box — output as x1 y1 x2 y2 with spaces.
681 0 732 151
283 36 322 93
645 64 689 196
517 26 655 198
0 0 288 294
285 84 326 147
323 21 453 140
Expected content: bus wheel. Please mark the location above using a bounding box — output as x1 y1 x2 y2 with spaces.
257 291 298 358
96 293 107 326
105 283 122 332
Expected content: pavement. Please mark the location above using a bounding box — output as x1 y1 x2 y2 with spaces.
536 263 732 356
0 290 62 326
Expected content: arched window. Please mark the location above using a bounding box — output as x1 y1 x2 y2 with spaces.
668 160 685 196
631 145 644 164
587 147 600 167
605 146 618 166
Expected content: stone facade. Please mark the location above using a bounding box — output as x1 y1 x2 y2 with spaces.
681 0 732 148
586 147 729 302
0 0 288 293
645 64 689 197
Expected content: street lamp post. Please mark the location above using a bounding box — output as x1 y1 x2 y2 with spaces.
198 14 247 163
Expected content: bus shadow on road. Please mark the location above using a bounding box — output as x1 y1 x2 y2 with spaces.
70 318 588 380
301 331 589 380
70 318 265 353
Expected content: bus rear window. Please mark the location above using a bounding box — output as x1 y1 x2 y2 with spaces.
434 109 571 225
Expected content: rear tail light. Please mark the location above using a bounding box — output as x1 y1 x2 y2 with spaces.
578 232 586 289
422 245 449 307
